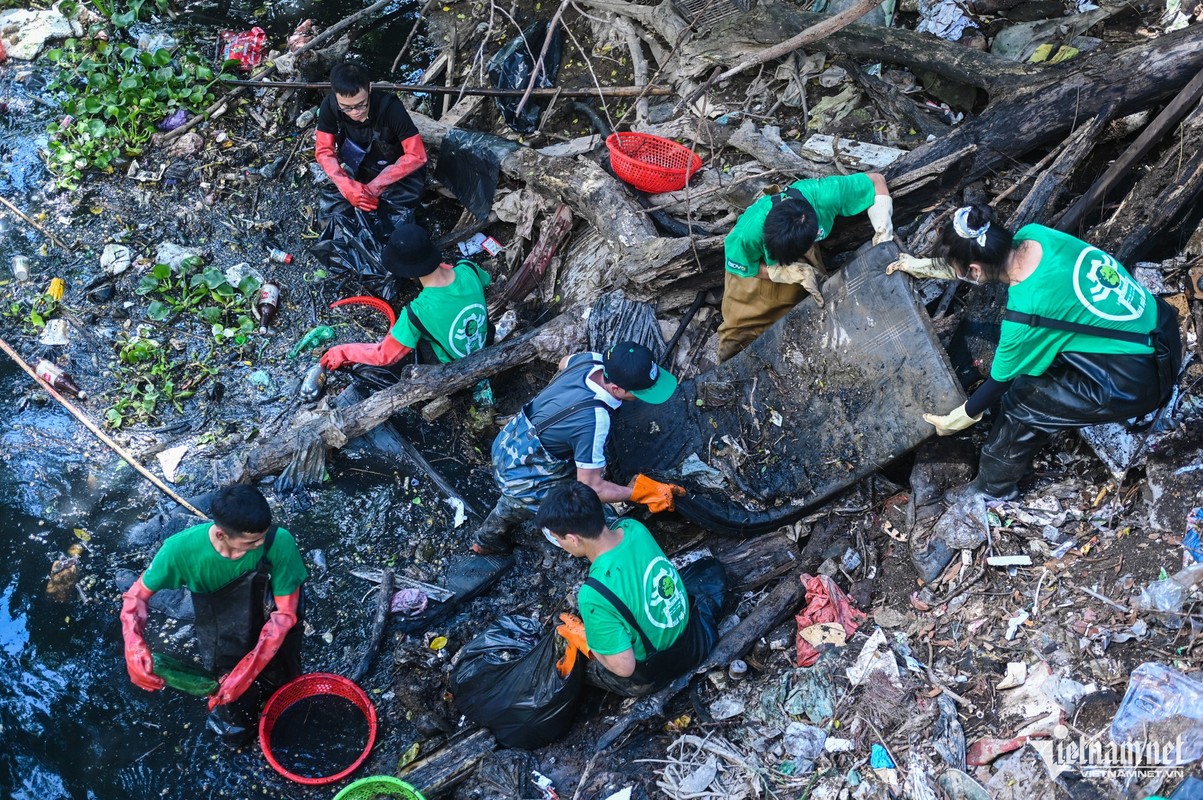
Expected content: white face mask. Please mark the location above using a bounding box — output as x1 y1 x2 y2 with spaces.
958 265 982 286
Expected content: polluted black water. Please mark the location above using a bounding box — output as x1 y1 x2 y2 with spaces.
268 692 371 780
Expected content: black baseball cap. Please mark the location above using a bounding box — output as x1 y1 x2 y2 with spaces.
382 223 441 279
602 341 678 405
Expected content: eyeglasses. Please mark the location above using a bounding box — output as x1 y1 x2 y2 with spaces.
337 98 369 114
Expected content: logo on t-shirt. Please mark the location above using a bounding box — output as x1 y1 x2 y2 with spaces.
642 556 688 630
1074 247 1146 322
447 303 488 358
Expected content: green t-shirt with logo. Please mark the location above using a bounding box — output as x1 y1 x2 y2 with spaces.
724 173 876 277
142 523 308 597
993 225 1157 383
389 259 491 363
579 519 690 660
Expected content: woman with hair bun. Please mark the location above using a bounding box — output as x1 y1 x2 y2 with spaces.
890 204 1182 503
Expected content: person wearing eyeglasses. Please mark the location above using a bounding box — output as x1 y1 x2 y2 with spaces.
315 61 427 227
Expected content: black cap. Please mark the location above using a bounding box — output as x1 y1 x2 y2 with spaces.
382 224 441 279
602 341 678 404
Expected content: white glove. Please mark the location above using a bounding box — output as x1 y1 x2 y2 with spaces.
923 403 983 436
766 263 824 307
886 254 958 280
867 195 894 246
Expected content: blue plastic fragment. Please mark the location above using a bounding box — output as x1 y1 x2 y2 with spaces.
870 743 895 769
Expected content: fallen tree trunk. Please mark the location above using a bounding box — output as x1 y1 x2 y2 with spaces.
401 728 496 798
594 573 805 752
226 312 583 483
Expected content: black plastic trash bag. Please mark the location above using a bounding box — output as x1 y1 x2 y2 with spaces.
309 183 421 301
434 129 520 220
487 20 564 133
450 615 583 749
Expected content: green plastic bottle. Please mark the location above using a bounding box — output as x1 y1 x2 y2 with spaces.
288 325 336 359
152 652 218 697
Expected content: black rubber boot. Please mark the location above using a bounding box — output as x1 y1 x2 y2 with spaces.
975 412 1050 500
911 538 956 585
470 505 521 556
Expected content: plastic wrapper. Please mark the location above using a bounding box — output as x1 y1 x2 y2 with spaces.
433 129 519 220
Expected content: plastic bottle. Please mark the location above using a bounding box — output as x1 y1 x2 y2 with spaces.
299 364 327 402
35 360 87 399
267 247 293 265
256 283 280 334
1111 663 1203 764
728 659 748 681
12 255 30 282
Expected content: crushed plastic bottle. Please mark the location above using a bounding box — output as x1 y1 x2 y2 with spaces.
299 364 327 402
152 651 217 697
288 325 335 358
1111 663 1203 764
1132 562 1203 621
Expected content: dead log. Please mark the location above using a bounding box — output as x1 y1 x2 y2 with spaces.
400 727 497 798
411 110 723 308
226 312 584 483
1006 105 1114 229
1086 103 1203 263
727 120 827 177
1056 64 1203 236
593 573 805 752
586 292 669 354
490 203 574 312
840 58 951 142
349 567 392 683
713 532 800 590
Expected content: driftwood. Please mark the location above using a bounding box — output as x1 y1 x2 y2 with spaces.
713 533 801 590
228 312 583 483
490 203 574 312
400 727 497 798
221 77 674 98
1056 64 1203 235
594 573 806 752
1086 103 1203 263
349 567 392 683
1007 105 1114 230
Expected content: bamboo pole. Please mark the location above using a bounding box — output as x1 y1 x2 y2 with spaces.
0 195 74 252
0 337 208 519
219 77 674 97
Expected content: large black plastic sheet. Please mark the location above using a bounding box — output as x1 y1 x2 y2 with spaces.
608 242 966 537
487 20 564 133
434 129 520 220
450 614 583 749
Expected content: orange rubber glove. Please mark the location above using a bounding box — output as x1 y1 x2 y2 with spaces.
320 336 412 370
365 133 427 196
120 577 165 692
315 130 377 211
630 474 685 513
209 590 299 710
555 613 590 678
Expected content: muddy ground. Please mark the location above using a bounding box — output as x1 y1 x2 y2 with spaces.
2 2 1203 799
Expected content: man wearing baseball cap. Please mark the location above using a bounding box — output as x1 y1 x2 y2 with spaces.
470 341 685 556
320 223 492 373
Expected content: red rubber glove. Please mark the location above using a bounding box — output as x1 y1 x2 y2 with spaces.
320 336 412 371
120 577 165 692
365 133 427 196
209 590 300 710
315 130 377 210
630 474 686 513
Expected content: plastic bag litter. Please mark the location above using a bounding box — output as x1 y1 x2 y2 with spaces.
450 614 583 749
433 129 520 220
310 189 416 301
486 20 564 133
152 651 218 697
217 27 265 72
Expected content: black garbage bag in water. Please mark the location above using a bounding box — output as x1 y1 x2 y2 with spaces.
309 185 419 301
434 129 520 221
450 615 583 749
487 20 564 133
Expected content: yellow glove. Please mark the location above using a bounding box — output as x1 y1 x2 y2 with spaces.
923 403 983 436
867 195 894 246
630 474 686 512
765 263 825 307
886 254 957 280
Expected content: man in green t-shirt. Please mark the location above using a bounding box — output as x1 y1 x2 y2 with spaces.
321 223 491 370
536 481 722 697
120 485 308 747
717 172 893 361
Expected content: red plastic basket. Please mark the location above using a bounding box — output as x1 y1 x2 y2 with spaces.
606 132 703 193
259 673 377 786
